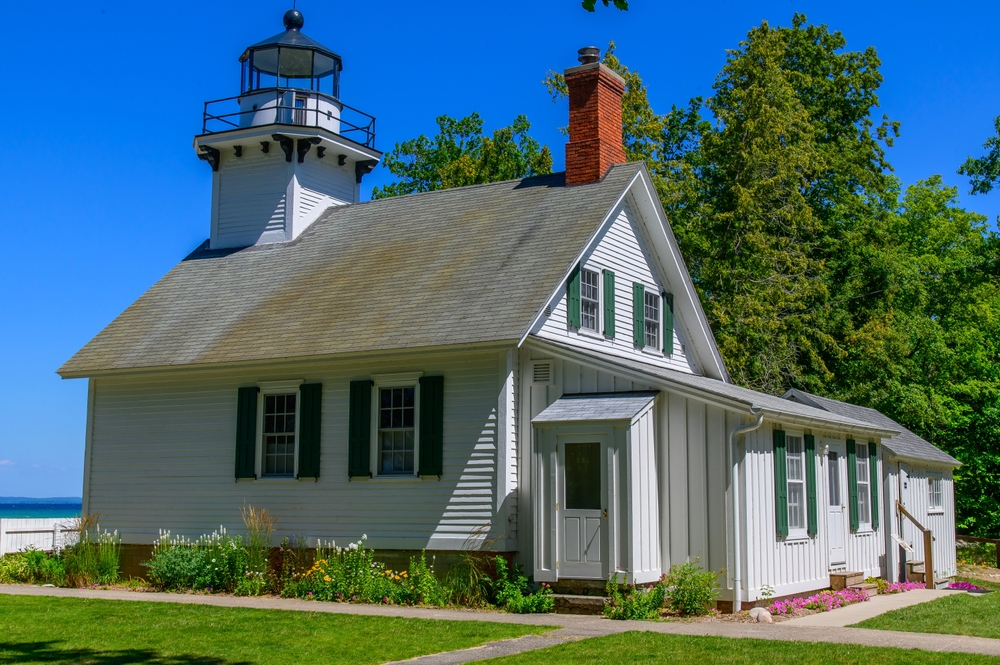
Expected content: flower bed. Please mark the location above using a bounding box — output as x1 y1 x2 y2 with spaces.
767 587 869 616
949 580 987 591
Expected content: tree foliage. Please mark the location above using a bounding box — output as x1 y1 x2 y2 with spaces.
371 113 552 199
959 115 1000 195
582 0 628 11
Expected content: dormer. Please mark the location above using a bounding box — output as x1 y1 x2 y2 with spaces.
194 9 382 249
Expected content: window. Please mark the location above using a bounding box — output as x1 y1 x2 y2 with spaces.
379 386 415 474
856 442 870 526
929 476 943 510
580 269 600 332
786 434 806 531
828 451 841 506
262 393 296 476
644 292 660 349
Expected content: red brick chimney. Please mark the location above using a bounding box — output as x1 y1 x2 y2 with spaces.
565 46 627 186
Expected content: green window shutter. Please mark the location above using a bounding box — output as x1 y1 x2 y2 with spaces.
418 375 444 477
632 282 645 348
869 443 880 531
348 380 372 478
805 434 818 536
773 429 788 538
847 439 859 531
235 387 258 479
297 383 322 479
567 263 581 328
603 269 615 338
662 292 674 355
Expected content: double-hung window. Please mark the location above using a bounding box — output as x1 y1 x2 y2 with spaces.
378 386 416 475
929 476 943 510
786 434 806 532
580 269 600 333
856 442 871 526
262 392 297 477
644 292 660 349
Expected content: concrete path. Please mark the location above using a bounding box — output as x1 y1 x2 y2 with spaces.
4 585 1000 662
783 588 959 627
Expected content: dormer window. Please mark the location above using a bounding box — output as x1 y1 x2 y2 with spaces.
580 269 600 332
644 292 660 349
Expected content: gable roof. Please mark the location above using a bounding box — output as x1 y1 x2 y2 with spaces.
528 338 899 437
783 389 960 467
59 164 645 377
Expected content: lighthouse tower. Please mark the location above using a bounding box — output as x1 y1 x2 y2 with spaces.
195 9 381 249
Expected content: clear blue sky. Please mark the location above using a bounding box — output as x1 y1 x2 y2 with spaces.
1 0 997 497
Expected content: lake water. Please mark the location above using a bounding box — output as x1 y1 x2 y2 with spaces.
0 504 82 519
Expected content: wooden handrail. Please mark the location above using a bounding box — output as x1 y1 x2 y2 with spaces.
896 501 934 590
956 534 1000 569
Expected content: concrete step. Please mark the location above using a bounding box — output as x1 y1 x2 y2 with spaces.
552 593 606 615
830 571 865 590
849 583 879 598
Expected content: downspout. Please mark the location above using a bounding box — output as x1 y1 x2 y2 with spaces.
729 407 764 613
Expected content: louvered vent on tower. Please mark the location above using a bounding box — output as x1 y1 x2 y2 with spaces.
532 361 553 385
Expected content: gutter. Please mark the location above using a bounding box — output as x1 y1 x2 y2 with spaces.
729 407 764 613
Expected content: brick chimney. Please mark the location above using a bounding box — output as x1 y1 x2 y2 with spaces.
564 47 627 186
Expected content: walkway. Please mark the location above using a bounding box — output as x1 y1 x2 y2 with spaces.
783 588 956 627
4 585 1000 662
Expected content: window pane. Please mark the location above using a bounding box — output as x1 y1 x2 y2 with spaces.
565 442 602 510
828 452 840 506
581 269 600 332
644 292 659 348
788 482 804 529
403 387 414 408
858 484 870 523
378 389 416 474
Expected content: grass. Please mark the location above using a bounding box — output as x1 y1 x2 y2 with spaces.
0 595 550 665
851 575 1000 639
480 631 1000 664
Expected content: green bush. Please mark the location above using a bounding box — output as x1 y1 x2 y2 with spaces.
663 559 718 616
603 576 666 620
63 527 121 587
493 556 553 614
958 541 997 567
444 549 493 607
236 505 274 597
144 528 247 592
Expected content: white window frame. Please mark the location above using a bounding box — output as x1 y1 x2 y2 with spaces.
578 266 602 338
928 475 944 512
255 379 303 480
785 432 808 537
856 442 871 529
370 372 422 478
643 289 661 351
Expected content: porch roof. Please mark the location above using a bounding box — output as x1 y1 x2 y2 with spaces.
532 391 658 423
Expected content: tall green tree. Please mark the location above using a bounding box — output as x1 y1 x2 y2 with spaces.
372 113 552 199
959 115 1000 195
581 0 628 11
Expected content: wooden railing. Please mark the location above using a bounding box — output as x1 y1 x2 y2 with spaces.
956 534 1000 569
896 501 935 590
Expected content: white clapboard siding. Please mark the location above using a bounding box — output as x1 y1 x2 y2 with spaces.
86 348 514 551
296 157 355 225
215 151 289 247
0 518 78 555
534 202 699 375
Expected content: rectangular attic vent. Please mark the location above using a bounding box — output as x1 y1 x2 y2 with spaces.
532 361 553 385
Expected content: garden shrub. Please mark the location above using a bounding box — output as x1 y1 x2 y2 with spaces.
236 505 274 596
21 549 67 585
62 518 121 587
603 576 666 620
144 528 247 592
493 556 553 614
444 548 493 607
663 559 718 616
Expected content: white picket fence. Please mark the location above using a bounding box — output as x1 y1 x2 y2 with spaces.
0 518 80 556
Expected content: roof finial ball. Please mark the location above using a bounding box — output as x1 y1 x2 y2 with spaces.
283 8 304 30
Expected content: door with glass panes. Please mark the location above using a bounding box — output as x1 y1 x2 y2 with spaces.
826 441 847 567
557 437 606 578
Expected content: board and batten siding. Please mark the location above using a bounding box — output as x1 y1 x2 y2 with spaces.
534 202 699 375
85 348 516 551
888 462 957 580
213 150 289 247
295 157 356 229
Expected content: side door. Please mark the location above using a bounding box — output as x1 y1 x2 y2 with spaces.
557 437 606 579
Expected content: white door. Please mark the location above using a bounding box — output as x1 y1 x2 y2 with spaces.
827 444 847 566
899 463 914 550
559 440 604 578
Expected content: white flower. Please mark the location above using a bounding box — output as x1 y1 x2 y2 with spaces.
362 534 368 541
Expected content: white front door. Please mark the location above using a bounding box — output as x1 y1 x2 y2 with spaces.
558 440 604 578
827 443 847 566
899 463 913 549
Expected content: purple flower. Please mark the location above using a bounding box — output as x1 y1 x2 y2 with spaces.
949 581 986 591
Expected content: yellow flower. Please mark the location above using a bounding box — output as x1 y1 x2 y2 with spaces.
324 575 331 582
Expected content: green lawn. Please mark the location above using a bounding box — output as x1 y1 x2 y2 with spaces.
852 577 1000 639
481 631 1000 664
0 595 550 665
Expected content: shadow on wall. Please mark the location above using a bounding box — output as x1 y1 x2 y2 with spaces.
0 641 251 665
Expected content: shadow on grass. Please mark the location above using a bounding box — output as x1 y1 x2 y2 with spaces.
0 641 252 665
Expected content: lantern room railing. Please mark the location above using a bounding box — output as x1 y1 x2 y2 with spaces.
202 88 376 149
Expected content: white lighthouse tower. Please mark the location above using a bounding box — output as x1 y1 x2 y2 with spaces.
195 9 381 249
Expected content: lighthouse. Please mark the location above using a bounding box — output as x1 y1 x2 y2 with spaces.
195 9 381 249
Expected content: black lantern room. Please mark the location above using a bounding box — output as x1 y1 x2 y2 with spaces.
240 9 343 98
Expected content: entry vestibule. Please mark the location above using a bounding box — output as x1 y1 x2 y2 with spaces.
531 392 662 584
